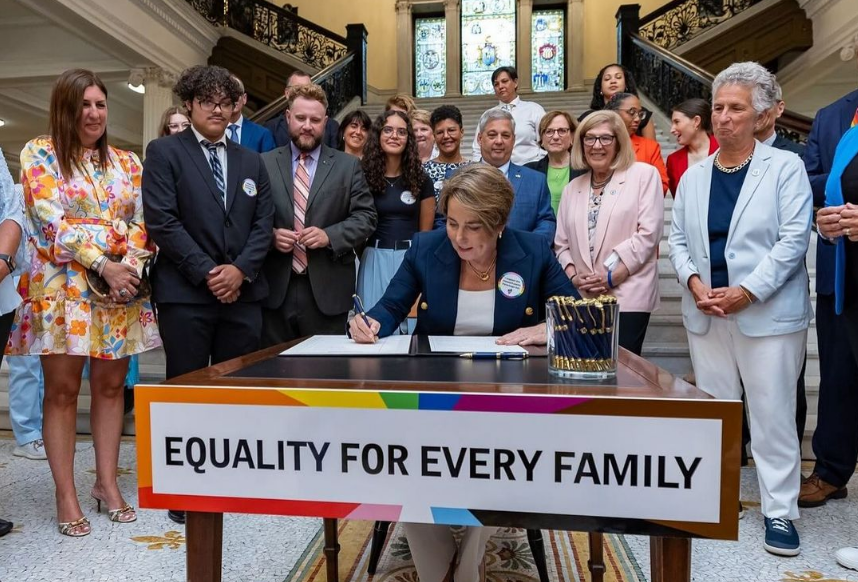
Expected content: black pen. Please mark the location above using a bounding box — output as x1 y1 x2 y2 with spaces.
459 352 529 360
352 294 377 343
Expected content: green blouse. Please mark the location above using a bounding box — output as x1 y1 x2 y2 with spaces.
546 165 571 214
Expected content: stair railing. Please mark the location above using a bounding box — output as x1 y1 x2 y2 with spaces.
638 0 764 51
186 0 367 121
617 4 812 144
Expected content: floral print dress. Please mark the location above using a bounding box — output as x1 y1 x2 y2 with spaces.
6 136 161 359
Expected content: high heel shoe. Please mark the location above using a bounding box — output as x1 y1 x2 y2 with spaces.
58 516 91 537
91 492 137 523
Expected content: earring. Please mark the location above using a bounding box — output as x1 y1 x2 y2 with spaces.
498 230 504 239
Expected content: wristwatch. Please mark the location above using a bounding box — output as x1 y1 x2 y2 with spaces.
0 253 16 274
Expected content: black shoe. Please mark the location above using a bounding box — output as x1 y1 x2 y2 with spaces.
0 518 13 537
167 510 186 525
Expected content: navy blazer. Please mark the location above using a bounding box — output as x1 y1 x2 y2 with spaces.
439 163 557 246
239 118 276 153
367 228 578 338
804 89 858 295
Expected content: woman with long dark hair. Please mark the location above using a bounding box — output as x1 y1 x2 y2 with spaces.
357 111 434 322
336 109 371 158
9 69 161 537
580 63 657 140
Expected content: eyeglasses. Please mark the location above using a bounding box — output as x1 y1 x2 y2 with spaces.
582 135 616 147
382 126 408 138
167 122 191 131
619 107 650 120
196 99 236 112
544 127 571 137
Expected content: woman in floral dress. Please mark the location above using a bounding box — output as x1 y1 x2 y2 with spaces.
8 69 161 537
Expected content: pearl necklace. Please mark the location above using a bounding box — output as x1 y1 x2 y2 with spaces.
466 255 497 282
714 151 753 174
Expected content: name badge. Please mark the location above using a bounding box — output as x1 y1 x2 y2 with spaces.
243 178 257 197
498 272 525 298
400 190 417 205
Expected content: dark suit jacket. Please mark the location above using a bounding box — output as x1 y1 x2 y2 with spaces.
771 134 806 157
142 128 274 304
265 115 340 150
804 89 858 295
367 228 577 338
440 163 557 246
239 118 276 153
260 143 377 315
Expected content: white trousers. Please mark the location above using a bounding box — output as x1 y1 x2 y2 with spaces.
403 523 497 582
687 317 805 519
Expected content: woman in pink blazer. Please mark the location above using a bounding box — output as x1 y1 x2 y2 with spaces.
554 110 664 354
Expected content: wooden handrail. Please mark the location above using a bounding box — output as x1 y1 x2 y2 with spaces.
629 35 713 85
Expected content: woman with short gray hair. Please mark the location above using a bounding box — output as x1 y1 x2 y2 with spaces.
669 61 812 556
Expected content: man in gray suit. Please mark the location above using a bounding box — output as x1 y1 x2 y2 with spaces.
260 83 376 345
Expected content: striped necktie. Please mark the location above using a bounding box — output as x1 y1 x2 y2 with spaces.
292 153 311 273
201 140 226 206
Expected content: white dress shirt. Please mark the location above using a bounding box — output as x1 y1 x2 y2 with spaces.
191 125 228 204
471 96 546 166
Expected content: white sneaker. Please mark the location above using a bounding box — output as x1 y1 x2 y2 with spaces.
836 546 858 570
13 439 47 460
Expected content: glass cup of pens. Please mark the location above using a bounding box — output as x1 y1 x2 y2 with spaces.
546 295 620 380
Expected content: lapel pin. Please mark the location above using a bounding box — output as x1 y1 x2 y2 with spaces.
752 169 760 177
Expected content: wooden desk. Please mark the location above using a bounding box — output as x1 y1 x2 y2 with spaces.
136 341 741 582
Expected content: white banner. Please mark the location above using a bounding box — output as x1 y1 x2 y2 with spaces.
150 402 723 524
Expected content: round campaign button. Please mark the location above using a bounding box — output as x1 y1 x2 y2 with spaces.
243 178 257 197
498 272 525 298
400 190 417 205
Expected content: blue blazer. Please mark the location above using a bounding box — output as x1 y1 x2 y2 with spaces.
367 228 578 338
440 163 556 246
239 119 276 154
804 89 858 295
823 125 858 314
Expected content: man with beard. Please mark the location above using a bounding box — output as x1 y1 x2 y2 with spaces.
142 65 274 525
260 83 376 345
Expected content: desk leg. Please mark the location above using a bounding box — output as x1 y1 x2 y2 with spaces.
323 518 340 582
186 511 223 582
588 532 605 582
650 536 691 582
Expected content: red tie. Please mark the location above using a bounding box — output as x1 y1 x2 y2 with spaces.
293 153 311 273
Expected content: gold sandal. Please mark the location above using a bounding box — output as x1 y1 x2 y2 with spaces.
58 516 91 537
92 494 137 523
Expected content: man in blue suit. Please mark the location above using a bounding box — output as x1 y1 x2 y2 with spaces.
227 75 276 153
441 108 555 246
799 87 858 508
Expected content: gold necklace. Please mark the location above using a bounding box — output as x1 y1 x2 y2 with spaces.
714 151 753 174
466 255 497 282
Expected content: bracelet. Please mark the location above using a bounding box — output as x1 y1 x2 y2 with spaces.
739 286 754 304
607 270 614 289
93 256 107 276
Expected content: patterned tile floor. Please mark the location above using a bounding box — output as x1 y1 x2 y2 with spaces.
0 433 856 582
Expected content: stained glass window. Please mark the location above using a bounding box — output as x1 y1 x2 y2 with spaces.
532 9 565 92
461 0 516 96
414 17 447 98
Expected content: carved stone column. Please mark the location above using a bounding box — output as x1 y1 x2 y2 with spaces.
395 0 414 95
517 0 533 93
142 67 177 154
444 0 461 96
568 0 585 90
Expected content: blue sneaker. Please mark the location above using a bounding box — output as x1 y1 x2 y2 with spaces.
764 517 800 556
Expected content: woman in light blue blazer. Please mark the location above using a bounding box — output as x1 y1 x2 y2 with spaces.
669 62 812 557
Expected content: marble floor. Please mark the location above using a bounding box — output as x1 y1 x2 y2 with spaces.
0 432 857 582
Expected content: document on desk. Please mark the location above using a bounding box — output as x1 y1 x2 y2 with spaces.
427 336 528 354
279 334 413 356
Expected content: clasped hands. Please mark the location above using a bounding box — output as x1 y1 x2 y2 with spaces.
273 227 330 253
817 203 858 242
207 264 244 304
102 261 140 303
688 275 754 317
569 263 630 297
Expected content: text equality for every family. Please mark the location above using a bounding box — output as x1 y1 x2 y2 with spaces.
164 438 703 489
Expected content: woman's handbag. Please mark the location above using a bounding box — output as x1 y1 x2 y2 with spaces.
85 253 151 302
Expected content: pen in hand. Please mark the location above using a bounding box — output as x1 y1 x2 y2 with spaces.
460 352 529 360
352 294 377 343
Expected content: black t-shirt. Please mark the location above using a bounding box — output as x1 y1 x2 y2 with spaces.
842 153 858 306
371 171 434 243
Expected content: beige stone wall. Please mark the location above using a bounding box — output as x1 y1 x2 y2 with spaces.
289 0 670 92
